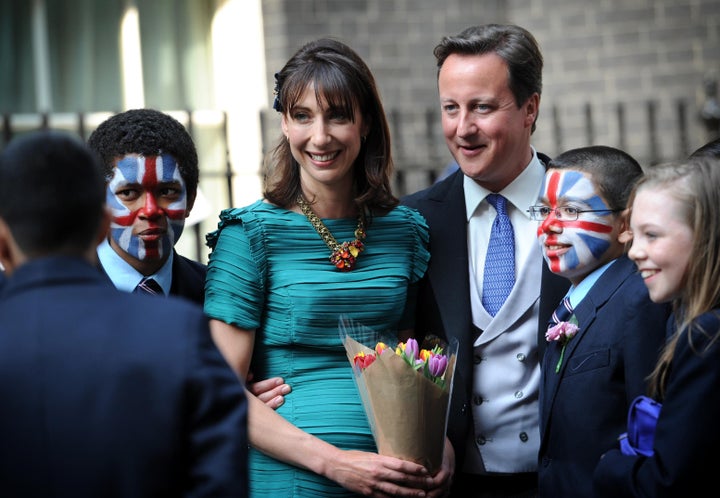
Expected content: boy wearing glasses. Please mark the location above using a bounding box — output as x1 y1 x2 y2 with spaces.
531 145 669 498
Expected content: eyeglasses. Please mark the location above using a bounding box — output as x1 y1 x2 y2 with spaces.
527 205 621 221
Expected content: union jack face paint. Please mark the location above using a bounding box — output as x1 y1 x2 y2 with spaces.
106 154 187 262
536 169 615 278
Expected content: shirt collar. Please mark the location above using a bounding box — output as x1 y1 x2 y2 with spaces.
464 146 546 220
96 238 174 295
566 258 618 309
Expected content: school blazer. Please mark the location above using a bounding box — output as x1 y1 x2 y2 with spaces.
0 256 248 497
538 255 670 498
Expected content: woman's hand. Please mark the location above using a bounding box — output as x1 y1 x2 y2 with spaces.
423 438 455 498
323 448 433 497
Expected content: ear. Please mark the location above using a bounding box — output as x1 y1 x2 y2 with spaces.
361 114 371 141
616 208 633 245
185 190 197 218
281 114 289 139
524 93 540 128
95 208 112 247
0 217 25 275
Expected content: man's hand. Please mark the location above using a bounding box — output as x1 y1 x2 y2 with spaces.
246 373 290 409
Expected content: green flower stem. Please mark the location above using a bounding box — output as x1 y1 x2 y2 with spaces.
555 343 567 373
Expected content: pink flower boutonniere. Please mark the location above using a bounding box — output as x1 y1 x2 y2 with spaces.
545 318 579 373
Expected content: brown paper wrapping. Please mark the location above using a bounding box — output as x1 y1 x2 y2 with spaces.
342 334 457 474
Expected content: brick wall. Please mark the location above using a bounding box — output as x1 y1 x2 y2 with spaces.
260 0 720 188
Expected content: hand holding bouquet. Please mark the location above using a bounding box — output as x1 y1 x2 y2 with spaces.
340 316 457 474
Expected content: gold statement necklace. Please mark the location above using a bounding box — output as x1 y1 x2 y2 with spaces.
296 194 366 271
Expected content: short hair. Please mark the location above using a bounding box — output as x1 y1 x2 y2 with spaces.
548 145 643 211
0 130 106 256
433 24 544 133
689 137 720 160
265 38 397 211
87 108 199 198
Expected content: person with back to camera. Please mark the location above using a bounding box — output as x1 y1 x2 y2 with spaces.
203 38 453 497
532 145 669 497
0 130 249 498
593 156 720 496
401 24 569 497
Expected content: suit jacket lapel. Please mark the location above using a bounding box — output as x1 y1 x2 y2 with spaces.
541 256 634 437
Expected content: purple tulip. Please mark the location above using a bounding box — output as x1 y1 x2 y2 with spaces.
404 338 419 362
428 354 448 377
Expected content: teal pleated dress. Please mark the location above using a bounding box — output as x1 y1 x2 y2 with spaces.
204 200 430 497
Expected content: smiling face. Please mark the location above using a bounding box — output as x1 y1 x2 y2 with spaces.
628 186 693 303
281 84 366 194
106 153 189 273
438 52 538 192
537 169 623 285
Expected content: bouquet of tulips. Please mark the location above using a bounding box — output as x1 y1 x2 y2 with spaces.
339 315 457 474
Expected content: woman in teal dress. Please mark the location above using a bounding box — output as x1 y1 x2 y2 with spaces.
204 39 453 497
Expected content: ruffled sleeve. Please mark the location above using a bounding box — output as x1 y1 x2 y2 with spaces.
392 205 430 330
397 205 430 284
204 202 268 330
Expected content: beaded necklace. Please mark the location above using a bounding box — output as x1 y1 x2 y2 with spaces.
296 194 366 271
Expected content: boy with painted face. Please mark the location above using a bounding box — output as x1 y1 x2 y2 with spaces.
88 109 206 304
531 145 670 498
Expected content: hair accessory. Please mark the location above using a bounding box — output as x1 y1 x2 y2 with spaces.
296 194 366 271
272 72 283 112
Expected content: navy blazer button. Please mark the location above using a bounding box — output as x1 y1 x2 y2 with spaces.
516 353 526 361
476 435 487 445
519 432 529 442
472 395 484 406
473 354 482 364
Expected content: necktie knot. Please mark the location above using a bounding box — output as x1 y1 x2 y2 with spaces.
135 277 163 296
486 193 507 216
549 296 574 328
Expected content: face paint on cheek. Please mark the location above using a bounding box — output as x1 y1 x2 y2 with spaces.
158 154 188 246
106 155 188 261
107 159 142 258
540 170 615 275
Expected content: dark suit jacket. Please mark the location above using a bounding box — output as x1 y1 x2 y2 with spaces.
402 165 569 473
170 251 207 305
538 255 669 498
0 256 248 498
593 311 720 497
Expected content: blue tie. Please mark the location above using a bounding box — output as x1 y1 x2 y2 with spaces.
548 296 574 328
482 194 515 316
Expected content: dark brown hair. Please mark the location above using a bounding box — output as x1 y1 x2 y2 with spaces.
264 38 397 212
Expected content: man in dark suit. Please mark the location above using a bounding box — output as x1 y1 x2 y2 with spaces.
88 108 206 304
0 130 249 498
534 146 669 497
402 24 569 497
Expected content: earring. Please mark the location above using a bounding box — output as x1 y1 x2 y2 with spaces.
285 135 289 142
